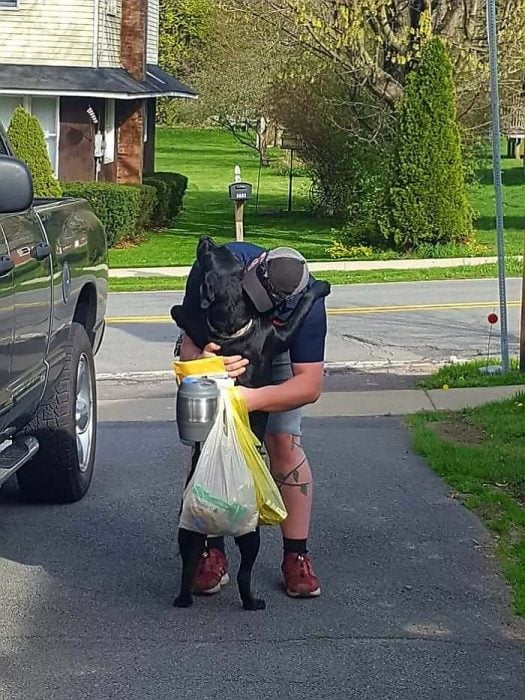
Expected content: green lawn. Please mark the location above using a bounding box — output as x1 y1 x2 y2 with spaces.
470 162 525 257
109 128 525 268
411 397 525 616
420 358 525 389
110 128 335 268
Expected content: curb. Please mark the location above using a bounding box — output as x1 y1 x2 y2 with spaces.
108 255 523 279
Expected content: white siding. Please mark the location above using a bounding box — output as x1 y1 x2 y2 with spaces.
147 0 159 65
0 0 95 67
97 0 121 67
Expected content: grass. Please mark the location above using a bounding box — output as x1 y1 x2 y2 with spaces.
421 358 525 389
410 396 525 616
109 128 525 269
109 259 523 292
471 161 525 257
110 128 335 269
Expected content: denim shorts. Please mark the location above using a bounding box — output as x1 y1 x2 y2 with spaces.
265 352 303 437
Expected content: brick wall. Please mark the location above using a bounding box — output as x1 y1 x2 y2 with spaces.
116 101 144 184
121 0 147 80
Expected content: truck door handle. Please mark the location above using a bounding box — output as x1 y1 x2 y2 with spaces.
0 255 14 276
33 241 51 261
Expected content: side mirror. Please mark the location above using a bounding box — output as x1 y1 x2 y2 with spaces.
0 155 34 214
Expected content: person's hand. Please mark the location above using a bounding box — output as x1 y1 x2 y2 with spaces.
201 342 249 380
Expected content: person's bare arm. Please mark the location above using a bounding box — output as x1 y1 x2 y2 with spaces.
238 362 324 413
179 334 249 379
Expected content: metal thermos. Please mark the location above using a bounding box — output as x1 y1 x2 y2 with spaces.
176 377 220 445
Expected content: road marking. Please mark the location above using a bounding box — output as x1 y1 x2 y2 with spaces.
105 299 521 325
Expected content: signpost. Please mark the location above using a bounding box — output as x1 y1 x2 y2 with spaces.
280 132 305 213
486 0 510 373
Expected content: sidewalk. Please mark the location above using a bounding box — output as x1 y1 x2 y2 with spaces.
97 374 525 418
108 254 523 278
306 384 524 418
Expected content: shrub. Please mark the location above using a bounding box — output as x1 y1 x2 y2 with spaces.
7 106 62 198
61 181 157 247
384 38 474 251
143 176 171 227
145 171 188 224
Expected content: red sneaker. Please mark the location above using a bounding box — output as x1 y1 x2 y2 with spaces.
282 553 321 598
192 549 230 595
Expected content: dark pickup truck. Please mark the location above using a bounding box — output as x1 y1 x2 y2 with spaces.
0 121 107 502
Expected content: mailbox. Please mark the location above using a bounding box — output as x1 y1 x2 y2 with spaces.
229 181 252 202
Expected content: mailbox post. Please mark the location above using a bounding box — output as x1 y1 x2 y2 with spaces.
228 166 252 241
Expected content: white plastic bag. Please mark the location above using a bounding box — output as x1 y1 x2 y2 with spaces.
179 392 259 537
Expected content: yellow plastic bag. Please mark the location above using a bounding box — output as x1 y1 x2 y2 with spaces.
227 387 287 527
173 356 229 385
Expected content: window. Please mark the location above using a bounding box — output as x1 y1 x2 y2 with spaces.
0 96 22 130
0 1 18 8
106 0 117 16
0 137 7 155
104 99 115 164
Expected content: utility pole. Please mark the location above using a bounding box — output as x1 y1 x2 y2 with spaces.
486 0 510 372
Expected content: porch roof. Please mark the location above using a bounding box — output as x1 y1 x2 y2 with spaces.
0 64 197 100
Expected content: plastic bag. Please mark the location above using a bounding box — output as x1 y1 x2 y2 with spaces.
173 356 229 385
174 357 287 529
227 387 287 527
179 391 259 537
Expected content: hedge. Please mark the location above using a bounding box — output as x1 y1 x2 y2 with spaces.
61 171 187 248
144 171 188 227
61 182 157 248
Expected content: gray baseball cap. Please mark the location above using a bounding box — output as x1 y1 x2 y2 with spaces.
242 247 310 313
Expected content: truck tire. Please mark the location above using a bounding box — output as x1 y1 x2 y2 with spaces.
17 322 97 503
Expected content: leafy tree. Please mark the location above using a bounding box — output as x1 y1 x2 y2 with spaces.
385 38 473 251
158 0 213 123
254 0 525 134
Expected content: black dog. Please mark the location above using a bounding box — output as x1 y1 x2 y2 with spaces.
170 236 330 610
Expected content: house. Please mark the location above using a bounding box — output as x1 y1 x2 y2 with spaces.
0 0 196 184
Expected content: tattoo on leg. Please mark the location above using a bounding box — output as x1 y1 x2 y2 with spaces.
272 456 311 496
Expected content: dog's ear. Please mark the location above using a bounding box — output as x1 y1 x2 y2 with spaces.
200 270 215 310
197 235 216 264
170 304 181 323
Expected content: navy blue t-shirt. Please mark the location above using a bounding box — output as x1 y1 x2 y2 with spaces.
182 241 327 364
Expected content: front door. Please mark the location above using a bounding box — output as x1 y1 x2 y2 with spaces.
1 211 52 404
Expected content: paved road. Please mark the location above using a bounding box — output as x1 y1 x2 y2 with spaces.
96 278 522 376
1 388 524 699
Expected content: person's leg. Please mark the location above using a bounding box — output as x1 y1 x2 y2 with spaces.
264 354 321 598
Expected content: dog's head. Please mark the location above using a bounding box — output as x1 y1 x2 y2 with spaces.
196 236 253 336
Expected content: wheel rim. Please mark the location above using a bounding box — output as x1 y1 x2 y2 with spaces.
75 353 94 473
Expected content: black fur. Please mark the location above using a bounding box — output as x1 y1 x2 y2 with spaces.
171 236 330 610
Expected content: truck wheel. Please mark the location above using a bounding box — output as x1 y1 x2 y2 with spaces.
17 322 97 503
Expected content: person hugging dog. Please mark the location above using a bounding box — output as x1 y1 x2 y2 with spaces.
176 241 328 598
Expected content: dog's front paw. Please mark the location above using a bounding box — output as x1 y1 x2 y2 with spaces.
173 593 193 608
311 280 331 299
242 597 266 611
